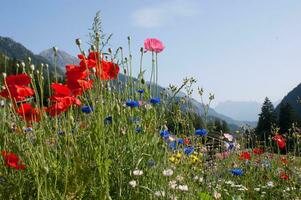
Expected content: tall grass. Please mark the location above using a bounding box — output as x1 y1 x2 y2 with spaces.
0 14 300 200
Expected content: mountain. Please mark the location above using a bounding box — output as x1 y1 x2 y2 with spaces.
275 83 301 119
0 36 63 77
214 101 261 122
39 49 79 71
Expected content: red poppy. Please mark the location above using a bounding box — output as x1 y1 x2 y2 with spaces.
99 60 120 80
16 103 41 122
78 52 119 80
0 74 34 102
78 54 96 69
47 83 81 116
65 64 93 96
252 148 264 155
280 171 289 180
184 138 190 145
272 134 286 150
1 150 26 170
239 152 251 160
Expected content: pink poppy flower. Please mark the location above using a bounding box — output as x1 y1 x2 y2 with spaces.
144 38 165 53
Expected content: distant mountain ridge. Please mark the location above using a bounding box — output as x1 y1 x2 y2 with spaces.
0 36 63 76
215 101 261 122
39 49 79 72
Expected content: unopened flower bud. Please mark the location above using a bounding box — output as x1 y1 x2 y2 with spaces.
21 61 25 68
127 36 131 41
91 67 96 73
0 100 4 107
27 57 31 63
30 64 35 71
2 73 7 78
91 45 96 51
16 63 20 68
95 32 100 41
45 64 49 69
53 46 58 55
36 70 40 74
75 38 81 46
108 48 112 53
140 47 144 52
41 63 44 68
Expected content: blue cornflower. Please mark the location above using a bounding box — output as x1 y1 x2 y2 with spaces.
137 89 145 94
184 147 194 156
169 141 177 150
231 169 243 176
195 129 207 136
160 130 170 140
224 142 235 151
177 138 184 145
104 116 113 125
23 127 33 133
58 130 65 135
81 105 93 114
150 98 160 104
126 100 139 108
136 127 142 133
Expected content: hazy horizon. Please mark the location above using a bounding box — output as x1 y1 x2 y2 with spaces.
1 0 301 105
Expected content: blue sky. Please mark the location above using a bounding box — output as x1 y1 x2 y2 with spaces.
1 0 301 105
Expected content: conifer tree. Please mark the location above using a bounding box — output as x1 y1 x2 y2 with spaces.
256 97 277 142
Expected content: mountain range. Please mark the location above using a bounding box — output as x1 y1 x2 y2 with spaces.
0 36 63 77
0 36 260 130
215 101 261 122
39 49 79 72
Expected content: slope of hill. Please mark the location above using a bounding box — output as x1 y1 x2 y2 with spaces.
215 101 261 122
276 83 301 119
0 36 63 76
39 49 79 72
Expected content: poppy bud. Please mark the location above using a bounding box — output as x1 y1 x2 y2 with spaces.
127 36 131 41
108 48 112 53
75 38 81 46
91 67 96 73
45 64 49 69
16 63 20 68
91 45 96 51
124 57 128 61
140 47 144 53
0 100 4 107
141 78 145 84
30 64 35 71
41 63 44 68
27 57 31 63
123 69 127 74
21 61 25 68
36 70 39 74
95 32 100 41
2 72 7 78
53 46 58 55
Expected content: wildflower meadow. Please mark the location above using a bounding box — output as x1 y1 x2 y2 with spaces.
0 12 300 200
